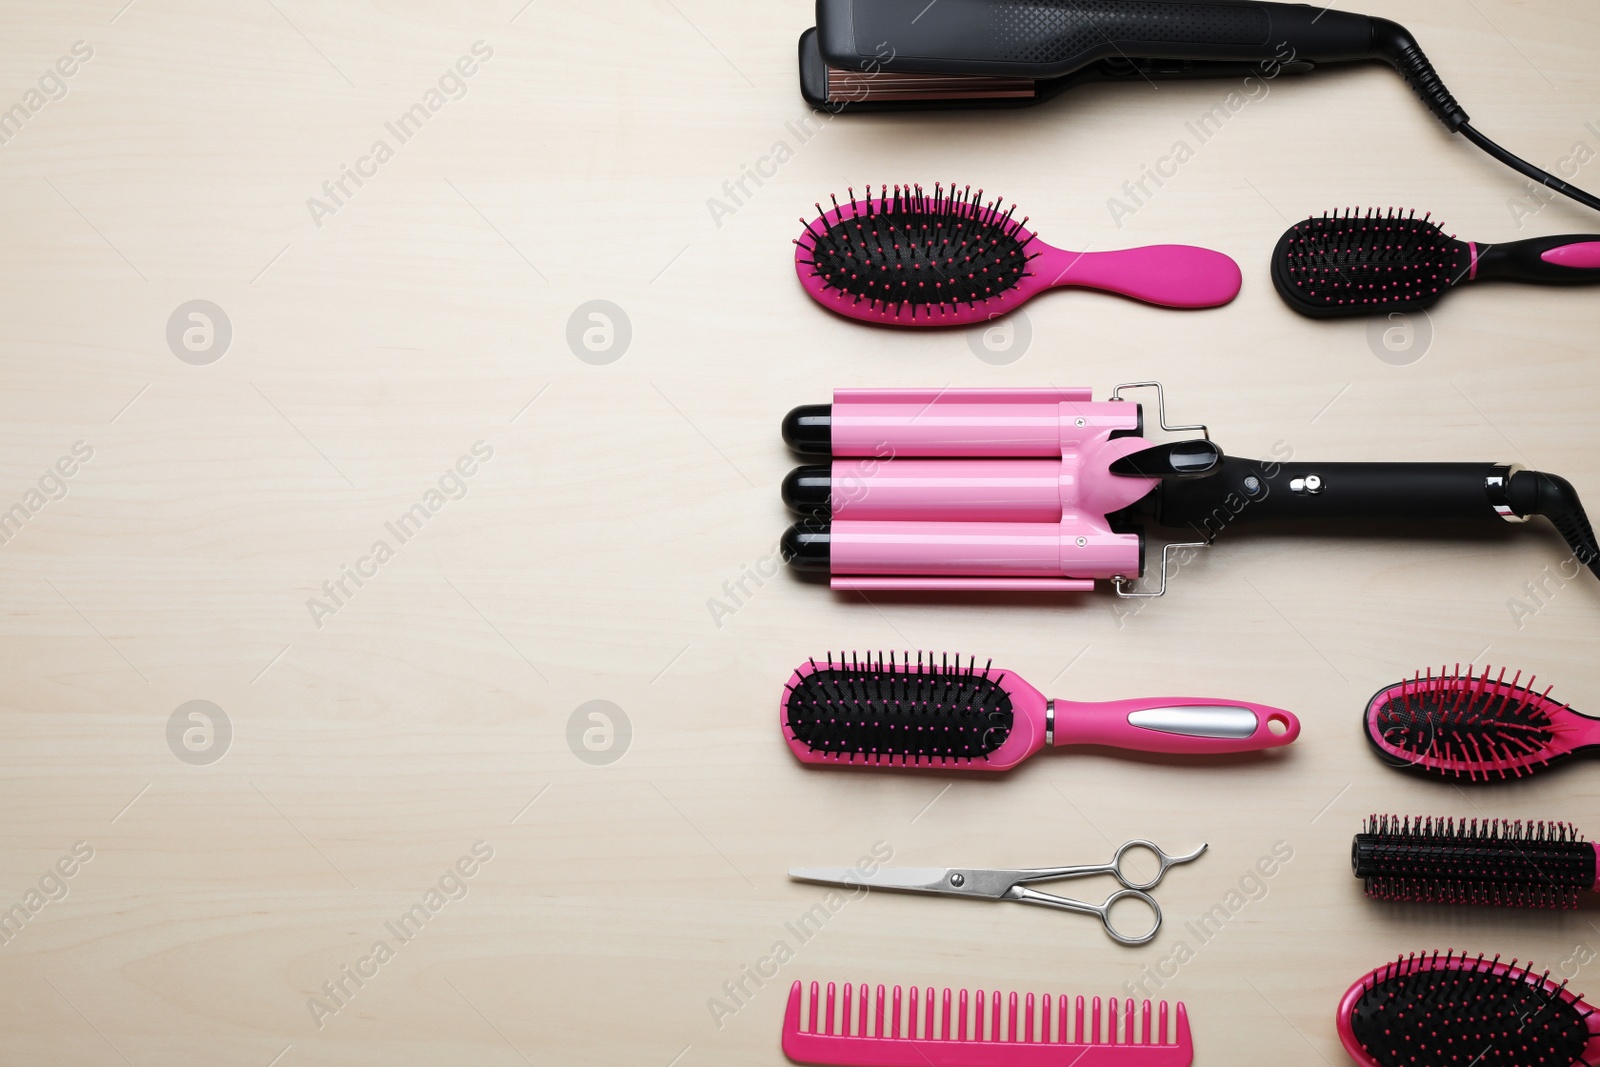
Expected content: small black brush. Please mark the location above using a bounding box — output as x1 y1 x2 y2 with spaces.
1273 208 1600 318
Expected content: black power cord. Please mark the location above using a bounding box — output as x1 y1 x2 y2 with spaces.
1373 16 1600 216
1459 124 1600 213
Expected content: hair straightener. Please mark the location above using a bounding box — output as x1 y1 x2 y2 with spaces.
799 0 1600 215
779 384 1600 597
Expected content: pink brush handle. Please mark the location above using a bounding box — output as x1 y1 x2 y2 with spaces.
1053 698 1299 754
1035 246 1242 309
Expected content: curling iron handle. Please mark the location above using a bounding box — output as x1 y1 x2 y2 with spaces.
1053 698 1300 754
1154 459 1600 582
1156 459 1505 525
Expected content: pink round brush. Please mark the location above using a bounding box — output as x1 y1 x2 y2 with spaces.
781 651 1299 771
793 184 1242 326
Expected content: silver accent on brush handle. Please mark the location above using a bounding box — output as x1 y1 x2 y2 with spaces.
1126 706 1260 739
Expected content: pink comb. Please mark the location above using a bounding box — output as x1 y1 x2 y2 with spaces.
794 184 1241 326
782 980 1193 1066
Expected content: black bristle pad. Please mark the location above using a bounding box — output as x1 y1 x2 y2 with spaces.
783 654 1014 763
1372 672 1558 776
1275 208 1472 314
1350 954 1593 1067
803 185 1031 310
1355 816 1595 909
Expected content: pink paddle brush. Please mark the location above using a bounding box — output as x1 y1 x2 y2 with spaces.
782 651 1299 770
1337 951 1600 1067
793 184 1242 326
783 980 1193 1066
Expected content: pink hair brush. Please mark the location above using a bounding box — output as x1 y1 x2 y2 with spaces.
1337 951 1600 1067
783 980 1193 1066
782 651 1299 771
1364 664 1600 782
794 184 1241 326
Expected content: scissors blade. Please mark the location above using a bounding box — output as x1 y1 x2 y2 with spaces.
788 867 965 895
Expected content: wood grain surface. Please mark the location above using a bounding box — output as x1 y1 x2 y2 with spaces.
1 1 1599 1064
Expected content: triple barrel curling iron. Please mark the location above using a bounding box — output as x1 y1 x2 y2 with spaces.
799 0 1600 216
778 385 1600 597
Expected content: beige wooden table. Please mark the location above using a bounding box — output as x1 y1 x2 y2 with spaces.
2 1 1599 1063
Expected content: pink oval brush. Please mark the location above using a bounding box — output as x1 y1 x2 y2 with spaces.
1364 663 1600 781
781 651 1299 771
1338 951 1600 1067
793 184 1242 326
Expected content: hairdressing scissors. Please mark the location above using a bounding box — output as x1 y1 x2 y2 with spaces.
789 840 1207 946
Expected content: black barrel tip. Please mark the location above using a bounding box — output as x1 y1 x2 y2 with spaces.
782 404 832 455
781 519 831 572
781 464 832 514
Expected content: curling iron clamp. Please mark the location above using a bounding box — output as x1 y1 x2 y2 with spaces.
779 384 1600 597
799 0 1600 214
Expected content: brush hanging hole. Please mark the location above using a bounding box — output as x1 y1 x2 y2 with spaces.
1268 715 1290 737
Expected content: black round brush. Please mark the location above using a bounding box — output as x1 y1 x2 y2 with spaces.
1351 814 1600 909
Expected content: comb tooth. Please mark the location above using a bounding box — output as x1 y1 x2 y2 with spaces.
1076 995 1085 1044
1159 1000 1169 1045
889 985 900 1038
826 982 837 1036
975 990 986 1040
1058 994 1068 1043
1012 992 1023 1042
1109 997 1119 1044
786 981 803 1037
1093 996 1102 1044
958 988 968 1041
1141 1000 1151 1044
858 984 868 1037
809 981 820 1034
906 986 916 1039
1041 994 1052 1043
991 989 1001 1042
